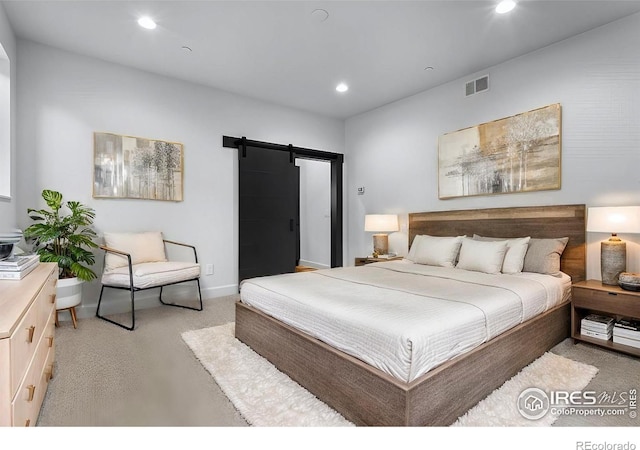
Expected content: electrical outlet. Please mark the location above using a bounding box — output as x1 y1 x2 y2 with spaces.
205 264 214 275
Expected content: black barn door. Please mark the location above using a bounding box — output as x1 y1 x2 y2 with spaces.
239 145 298 283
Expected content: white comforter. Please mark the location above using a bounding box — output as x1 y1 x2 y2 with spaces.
239 260 571 383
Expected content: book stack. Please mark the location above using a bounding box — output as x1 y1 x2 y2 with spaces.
0 254 40 280
580 314 614 340
613 318 640 349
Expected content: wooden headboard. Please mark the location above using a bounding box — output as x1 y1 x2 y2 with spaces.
408 204 586 282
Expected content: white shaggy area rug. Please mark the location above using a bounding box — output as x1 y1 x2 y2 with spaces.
182 322 353 426
182 323 598 427
452 351 598 426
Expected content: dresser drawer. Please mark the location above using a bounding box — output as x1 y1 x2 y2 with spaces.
572 286 640 317
12 314 54 427
37 272 58 336
0 339 10 426
9 296 41 397
10 270 57 399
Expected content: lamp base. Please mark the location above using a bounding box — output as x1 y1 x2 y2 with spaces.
372 234 389 256
601 237 626 286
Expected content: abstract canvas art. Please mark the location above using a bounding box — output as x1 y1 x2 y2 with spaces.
438 103 561 199
93 132 183 201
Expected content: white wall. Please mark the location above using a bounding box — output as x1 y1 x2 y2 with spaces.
16 40 344 315
345 12 640 280
0 2 16 229
297 158 331 269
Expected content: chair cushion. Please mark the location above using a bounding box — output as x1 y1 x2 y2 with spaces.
102 261 201 289
103 231 167 272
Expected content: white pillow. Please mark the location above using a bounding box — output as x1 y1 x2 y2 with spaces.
103 231 167 272
407 235 426 262
456 238 508 274
409 235 464 268
472 235 531 274
501 237 531 274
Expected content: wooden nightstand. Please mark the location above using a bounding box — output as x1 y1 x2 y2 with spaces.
355 256 403 266
571 280 640 357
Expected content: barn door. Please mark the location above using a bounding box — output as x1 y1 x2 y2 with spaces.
239 145 298 283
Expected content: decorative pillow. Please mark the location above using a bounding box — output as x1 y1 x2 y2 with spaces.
522 237 569 276
103 231 167 272
408 235 464 267
473 235 531 274
407 235 426 262
456 238 508 274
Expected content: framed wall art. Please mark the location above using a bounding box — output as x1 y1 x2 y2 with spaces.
93 132 184 201
438 103 561 199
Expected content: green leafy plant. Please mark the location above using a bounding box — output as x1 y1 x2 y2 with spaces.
24 189 99 281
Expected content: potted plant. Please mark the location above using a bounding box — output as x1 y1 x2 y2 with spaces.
24 190 99 317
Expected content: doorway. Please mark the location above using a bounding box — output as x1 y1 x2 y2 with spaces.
296 158 331 270
223 136 343 284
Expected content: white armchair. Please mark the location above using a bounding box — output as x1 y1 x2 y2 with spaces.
96 231 202 330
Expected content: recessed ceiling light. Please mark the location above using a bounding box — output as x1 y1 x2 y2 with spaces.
424 66 434 71
336 83 349 93
138 16 157 30
496 0 516 14
182 46 193 52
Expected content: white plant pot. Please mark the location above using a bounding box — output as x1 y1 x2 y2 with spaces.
56 277 84 310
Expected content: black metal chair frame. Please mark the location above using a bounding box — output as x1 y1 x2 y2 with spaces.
96 239 203 331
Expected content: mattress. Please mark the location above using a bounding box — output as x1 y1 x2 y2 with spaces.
239 260 571 383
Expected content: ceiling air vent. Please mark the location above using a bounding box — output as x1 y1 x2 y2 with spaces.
465 75 489 97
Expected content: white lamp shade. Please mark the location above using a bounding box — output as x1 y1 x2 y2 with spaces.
587 206 640 234
364 214 399 232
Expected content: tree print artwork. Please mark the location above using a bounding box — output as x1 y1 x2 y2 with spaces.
93 132 184 201
438 104 561 199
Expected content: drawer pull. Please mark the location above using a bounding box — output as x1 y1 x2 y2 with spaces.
47 336 54 347
27 325 36 343
50 294 56 304
607 292 618 296
45 365 54 382
25 419 30 427
26 384 36 402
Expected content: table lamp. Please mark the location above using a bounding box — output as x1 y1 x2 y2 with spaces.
364 214 399 256
587 206 640 285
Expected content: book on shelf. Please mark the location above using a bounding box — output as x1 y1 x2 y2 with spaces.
581 314 614 332
581 328 612 340
612 334 640 349
0 253 39 270
615 318 640 332
582 324 613 335
613 325 640 340
0 260 39 280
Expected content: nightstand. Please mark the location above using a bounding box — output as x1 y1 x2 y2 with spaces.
355 256 403 266
571 280 640 357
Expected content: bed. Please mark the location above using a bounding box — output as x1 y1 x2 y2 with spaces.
235 204 586 426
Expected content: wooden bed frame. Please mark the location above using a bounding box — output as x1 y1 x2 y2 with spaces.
235 204 586 426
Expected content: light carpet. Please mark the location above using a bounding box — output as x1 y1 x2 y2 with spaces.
182 323 598 427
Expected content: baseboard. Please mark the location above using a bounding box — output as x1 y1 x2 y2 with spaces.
70 283 239 320
298 259 330 270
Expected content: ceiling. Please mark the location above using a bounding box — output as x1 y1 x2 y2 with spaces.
3 1 640 119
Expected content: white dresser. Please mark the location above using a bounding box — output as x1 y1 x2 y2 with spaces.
0 263 57 426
